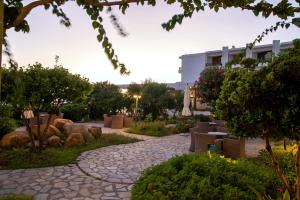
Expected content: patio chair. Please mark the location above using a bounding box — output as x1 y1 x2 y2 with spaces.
189 125 215 152
194 133 217 153
222 137 246 159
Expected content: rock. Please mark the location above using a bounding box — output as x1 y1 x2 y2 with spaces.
31 125 61 138
88 127 102 139
65 133 84 147
47 135 61 147
64 124 94 142
165 124 176 128
1 131 30 148
53 119 74 131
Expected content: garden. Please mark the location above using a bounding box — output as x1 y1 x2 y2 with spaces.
0 40 299 200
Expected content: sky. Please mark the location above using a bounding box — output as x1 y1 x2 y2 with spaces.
4 1 300 84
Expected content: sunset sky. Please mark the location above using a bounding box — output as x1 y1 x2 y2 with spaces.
4 1 300 84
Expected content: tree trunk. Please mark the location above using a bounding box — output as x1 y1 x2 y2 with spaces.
0 0 4 100
265 136 292 195
295 144 300 199
36 112 43 152
21 112 36 152
42 113 53 139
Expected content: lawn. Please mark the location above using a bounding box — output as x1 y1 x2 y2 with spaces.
0 195 34 200
0 134 139 169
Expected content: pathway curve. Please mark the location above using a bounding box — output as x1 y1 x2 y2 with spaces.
77 135 190 184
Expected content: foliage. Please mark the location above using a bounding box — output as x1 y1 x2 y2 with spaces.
195 66 225 109
216 40 300 140
127 121 177 137
0 102 17 138
0 195 34 200
127 83 143 96
4 0 300 76
23 63 92 113
88 81 126 119
255 146 296 187
216 40 300 197
194 114 211 122
2 64 92 114
0 134 138 169
60 103 89 122
132 153 280 200
139 82 181 120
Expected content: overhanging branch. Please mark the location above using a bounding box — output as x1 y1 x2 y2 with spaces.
13 0 145 28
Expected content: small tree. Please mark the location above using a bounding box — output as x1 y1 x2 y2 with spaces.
2 63 92 151
216 40 300 198
196 66 224 110
88 81 125 119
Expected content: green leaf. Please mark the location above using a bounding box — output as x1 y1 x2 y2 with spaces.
92 21 100 29
282 189 290 200
292 17 300 28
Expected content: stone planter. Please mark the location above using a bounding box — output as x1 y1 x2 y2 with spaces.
103 114 112 128
111 115 124 129
123 117 134 128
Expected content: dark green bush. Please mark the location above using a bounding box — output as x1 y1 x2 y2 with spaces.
132 153 280 200
60 103 89 122
0 102 17 139
194 114 211 122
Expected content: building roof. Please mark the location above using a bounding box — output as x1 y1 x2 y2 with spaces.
179 41 294 59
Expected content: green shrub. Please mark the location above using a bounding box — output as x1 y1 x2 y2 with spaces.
60 103 89 122
0 102 17 138
127 121 177 137
194 114 211 122
253 145 296 187
132 153 280 200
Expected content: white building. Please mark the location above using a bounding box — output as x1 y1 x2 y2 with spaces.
178 40 293 85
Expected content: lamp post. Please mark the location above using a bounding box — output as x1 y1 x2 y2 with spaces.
133 94 141 115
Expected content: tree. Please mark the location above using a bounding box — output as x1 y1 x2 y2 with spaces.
195 66 224 110
127 82 143 96
88 81 125 119
139 81 179 119
216 40 300 198
2 63 92 151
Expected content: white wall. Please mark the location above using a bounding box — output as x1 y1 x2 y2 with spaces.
180 53 206 84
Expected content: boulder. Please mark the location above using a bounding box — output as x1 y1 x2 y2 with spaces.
65 132 84 147
63 124 94 142
31 124 61 138
88 127 102 139
47 135 61 147
53 118 74 131
1 131 30 149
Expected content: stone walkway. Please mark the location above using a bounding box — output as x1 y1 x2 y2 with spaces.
0 124 267 200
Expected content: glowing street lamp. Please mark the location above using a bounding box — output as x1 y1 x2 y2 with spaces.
133 94 141 115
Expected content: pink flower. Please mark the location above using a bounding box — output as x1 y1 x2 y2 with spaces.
276 187 283 193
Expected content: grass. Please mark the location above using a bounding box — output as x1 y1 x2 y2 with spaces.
0 134 139 169
0 195 34 200
127 121 179 137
